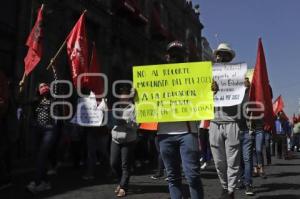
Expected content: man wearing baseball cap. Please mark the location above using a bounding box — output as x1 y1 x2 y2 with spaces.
156 40 217 199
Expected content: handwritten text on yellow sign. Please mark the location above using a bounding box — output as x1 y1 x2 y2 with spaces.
133 62 214 123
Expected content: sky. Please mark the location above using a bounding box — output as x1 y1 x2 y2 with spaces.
193 0 300 117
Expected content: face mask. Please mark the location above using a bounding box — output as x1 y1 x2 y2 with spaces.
39 85 50 96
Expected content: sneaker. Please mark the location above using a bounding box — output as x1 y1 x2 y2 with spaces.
114 185 121 193
200 157 204 163
47 169 57 176
116 188 126 197
135 161 142 168
0 181 12 190
245 185 255 196
26 181 36 190
27 181 51 194
150 174 163 180
82 175 95 180
201 162 207 170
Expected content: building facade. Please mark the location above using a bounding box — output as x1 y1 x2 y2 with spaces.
0 0 204 157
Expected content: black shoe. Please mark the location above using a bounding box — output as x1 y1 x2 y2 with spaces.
228 191 235 199
0 181 12 190
235 182 245 190
245 185 255 196
219 189 228 199
260 172 267 179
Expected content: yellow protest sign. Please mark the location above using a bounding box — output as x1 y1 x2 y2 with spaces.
133 62 214 123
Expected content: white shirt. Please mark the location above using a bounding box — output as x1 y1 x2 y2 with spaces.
157 121 198 135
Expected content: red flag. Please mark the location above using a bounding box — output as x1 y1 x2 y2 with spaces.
86 43 104 97
292 113 297 123
273 95 285 115
24 5 43 75
281 111 289 121
66 12 89 88
249 38 274 130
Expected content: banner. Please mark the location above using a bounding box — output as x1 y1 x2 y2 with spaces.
71 92 105 126
133 62 214 123
213 63 247 107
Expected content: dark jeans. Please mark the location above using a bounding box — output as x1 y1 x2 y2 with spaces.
275 134 287 158
110 141 135 191
199 129 210 162
154 135 165 175
86 127 111 176
158 133 203 199
239 131 253 186
292 134 300 150
0 136 12 184
264 132 272 164
253 130 264 166
34 126 57 184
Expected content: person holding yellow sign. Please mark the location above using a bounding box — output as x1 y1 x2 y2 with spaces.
156 41 218 199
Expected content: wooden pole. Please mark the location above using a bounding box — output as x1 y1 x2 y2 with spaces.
46 9 87 71
46 39 67 70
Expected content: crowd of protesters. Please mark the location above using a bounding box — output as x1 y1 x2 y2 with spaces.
0 41 300 199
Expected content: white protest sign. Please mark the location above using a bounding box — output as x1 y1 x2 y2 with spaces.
71 92 105 126
213 63 247 107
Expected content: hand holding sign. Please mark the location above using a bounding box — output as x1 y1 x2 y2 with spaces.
133 62 214 123
213 63 247 107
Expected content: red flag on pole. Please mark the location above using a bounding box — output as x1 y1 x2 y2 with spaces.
86 43 104 97
249 38 274 130
281 111 289 121
273 95 285 115
66 11 89 88
24 5 44 75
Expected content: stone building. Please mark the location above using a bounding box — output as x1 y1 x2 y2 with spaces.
0 0 204 157
201 37 214 61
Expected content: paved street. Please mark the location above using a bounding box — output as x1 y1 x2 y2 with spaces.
1 152 300 199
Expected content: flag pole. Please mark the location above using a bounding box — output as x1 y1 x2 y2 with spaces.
46 39 67 70
18 72 27 93
18 4 45 92
46 9 87 71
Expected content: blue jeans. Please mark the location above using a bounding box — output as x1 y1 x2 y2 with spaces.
253 130 264 166
239 131 253 186
158 133 203 199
